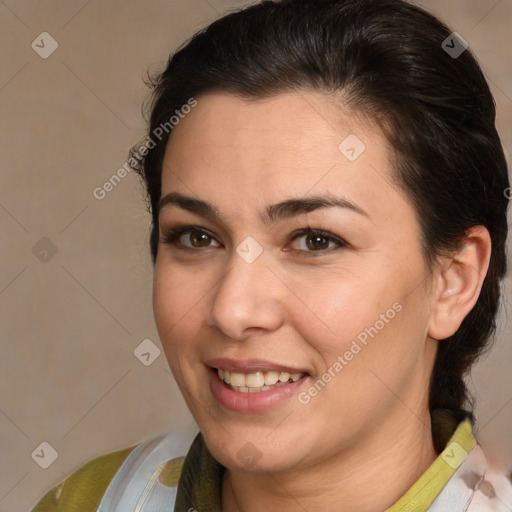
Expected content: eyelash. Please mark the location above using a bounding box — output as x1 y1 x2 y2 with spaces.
160 225 348 256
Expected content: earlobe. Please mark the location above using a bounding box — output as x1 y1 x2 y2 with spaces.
428 226 492 341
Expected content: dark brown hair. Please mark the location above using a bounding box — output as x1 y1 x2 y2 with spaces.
132 0 509 420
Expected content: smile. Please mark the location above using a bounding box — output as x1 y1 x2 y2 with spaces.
217 368 305 392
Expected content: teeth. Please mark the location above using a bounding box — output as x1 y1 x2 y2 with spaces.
229 372 246 387
217 369 305 392
245 372 265 388
264 371 279 385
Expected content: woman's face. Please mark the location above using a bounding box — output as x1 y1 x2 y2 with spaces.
153 91 439 472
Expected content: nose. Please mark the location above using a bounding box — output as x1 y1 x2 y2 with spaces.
206 250 285 340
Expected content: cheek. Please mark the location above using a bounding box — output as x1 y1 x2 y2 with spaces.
153 259 207 326
290 259 428 376
323 292 430 406
286 268 399 349
152 267 209 404
152 264 205 360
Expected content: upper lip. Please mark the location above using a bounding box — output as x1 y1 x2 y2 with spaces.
206 357 310 375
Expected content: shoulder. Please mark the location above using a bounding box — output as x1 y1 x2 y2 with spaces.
31 425 199 512
31 446 136 512
429 444 512 511
467 464 512 511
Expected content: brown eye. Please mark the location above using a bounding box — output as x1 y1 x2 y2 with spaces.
187 231 214 247
161 226 221 249
291 233 335 252
304 234 330 250
289 228 347 254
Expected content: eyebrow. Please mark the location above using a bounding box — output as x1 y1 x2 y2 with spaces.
158 191 369 225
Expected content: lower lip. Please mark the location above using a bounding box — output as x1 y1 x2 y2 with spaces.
208 367 309 413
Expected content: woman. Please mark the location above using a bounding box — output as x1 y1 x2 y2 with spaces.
32 0 512 510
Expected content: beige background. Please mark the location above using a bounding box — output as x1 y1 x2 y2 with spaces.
0 1 511 511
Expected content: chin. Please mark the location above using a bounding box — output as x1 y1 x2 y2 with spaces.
201 425 308 474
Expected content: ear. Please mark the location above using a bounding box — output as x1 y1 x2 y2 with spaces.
428 226 492 341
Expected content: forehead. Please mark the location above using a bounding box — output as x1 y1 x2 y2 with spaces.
160 91 404 221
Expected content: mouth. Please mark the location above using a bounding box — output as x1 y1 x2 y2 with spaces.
206 359 311 412
216 368 307 393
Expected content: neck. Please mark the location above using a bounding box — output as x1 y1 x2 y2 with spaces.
221 409 437 512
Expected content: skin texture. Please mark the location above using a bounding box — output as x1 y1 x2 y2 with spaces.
152 91 491 512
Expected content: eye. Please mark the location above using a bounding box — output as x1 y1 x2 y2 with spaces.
161 226 221 249
289 228 347 253
160 225 347 255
